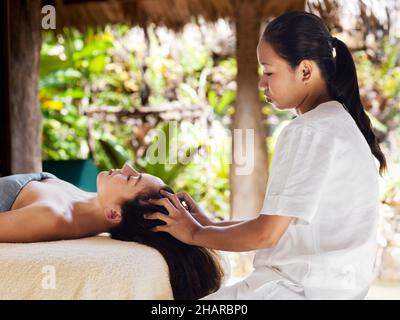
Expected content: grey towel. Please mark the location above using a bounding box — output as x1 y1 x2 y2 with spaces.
0 172 57 212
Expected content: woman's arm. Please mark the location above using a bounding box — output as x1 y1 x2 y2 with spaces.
191 215 293 251
146 191 293 252
0 204 63 242
212 219 247 227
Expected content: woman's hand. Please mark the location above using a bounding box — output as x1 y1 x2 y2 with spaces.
174 191 215 226
145 190 203 245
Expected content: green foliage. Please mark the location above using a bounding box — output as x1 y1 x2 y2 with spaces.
208 90 236 115
41 102 89 160
135 122 201 186
354 37 400 202
207 58 237 117
172 121 231 218
97 138 130 170
40 24 238 217
40 28 115 160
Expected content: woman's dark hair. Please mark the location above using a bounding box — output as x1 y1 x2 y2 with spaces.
109 187 224 300
262 11 387 175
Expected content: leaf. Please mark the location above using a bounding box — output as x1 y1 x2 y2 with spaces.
98 139 130 168
89 54 106 73
40 55 70 78
215 90 236 115
207 90 218 109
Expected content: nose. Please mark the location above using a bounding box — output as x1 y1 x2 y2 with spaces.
258 77 268 91
121 163 140 177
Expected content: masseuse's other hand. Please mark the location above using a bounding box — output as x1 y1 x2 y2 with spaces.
175 191 214 226
145 190 202 244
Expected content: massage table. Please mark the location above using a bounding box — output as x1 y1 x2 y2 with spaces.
0 234 173 299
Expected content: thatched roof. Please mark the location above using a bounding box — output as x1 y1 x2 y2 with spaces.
54 0 305 30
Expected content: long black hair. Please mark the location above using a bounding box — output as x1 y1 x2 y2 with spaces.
262 11 387 175
109 186 224 300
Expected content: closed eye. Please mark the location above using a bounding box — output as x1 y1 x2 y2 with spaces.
263 72 273 76
136 173 142 186
128 173 142 186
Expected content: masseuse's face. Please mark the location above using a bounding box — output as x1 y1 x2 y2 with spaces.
257 40 307 110
97 163 166 208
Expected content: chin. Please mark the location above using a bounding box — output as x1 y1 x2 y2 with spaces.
270 101 283 110
273 102 292 111
96 172 105 188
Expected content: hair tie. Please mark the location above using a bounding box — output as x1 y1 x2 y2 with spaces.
330 37 338 59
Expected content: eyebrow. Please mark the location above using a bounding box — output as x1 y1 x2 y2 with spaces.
134 173 142 186
261 62 272 65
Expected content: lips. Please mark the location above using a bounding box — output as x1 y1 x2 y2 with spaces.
264 94 272 102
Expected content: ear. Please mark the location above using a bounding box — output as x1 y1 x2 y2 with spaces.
298 60 313 84
104 207 122 225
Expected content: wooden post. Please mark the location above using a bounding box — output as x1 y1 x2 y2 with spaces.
230 0 268 219
8 0 43 173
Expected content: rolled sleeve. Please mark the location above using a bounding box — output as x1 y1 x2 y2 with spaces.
260 124 335 224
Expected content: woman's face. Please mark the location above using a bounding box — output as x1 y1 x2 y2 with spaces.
257 40 307 110
97 163 166 208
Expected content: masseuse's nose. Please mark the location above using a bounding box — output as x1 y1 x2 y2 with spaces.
258 77 268 91
121 163 140 177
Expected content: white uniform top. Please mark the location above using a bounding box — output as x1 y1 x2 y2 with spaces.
205 100 380 300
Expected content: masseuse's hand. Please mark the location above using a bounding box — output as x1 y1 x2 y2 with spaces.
175 191 214 226
145 190 203 245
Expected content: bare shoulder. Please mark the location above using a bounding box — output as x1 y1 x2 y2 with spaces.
11 178 71 210
0 203 66 243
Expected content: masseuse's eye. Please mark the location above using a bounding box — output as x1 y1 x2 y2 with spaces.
263 72 273 76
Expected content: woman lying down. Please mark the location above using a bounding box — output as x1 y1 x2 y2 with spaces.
0 163 224 300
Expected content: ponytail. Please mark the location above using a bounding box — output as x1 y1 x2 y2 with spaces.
327 38 387 175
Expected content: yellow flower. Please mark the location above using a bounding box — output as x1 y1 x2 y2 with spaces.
103 32 113 41
42 100 64 111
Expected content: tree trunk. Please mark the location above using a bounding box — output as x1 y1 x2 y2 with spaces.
9 0 42 173
230 0 268 219
0 0 11 176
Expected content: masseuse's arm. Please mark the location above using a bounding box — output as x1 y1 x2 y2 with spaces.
147 191 293 252
0 205 63 242
212 219 247 227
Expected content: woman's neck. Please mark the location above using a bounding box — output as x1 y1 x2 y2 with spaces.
295 83 333 115
69 193 113 236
